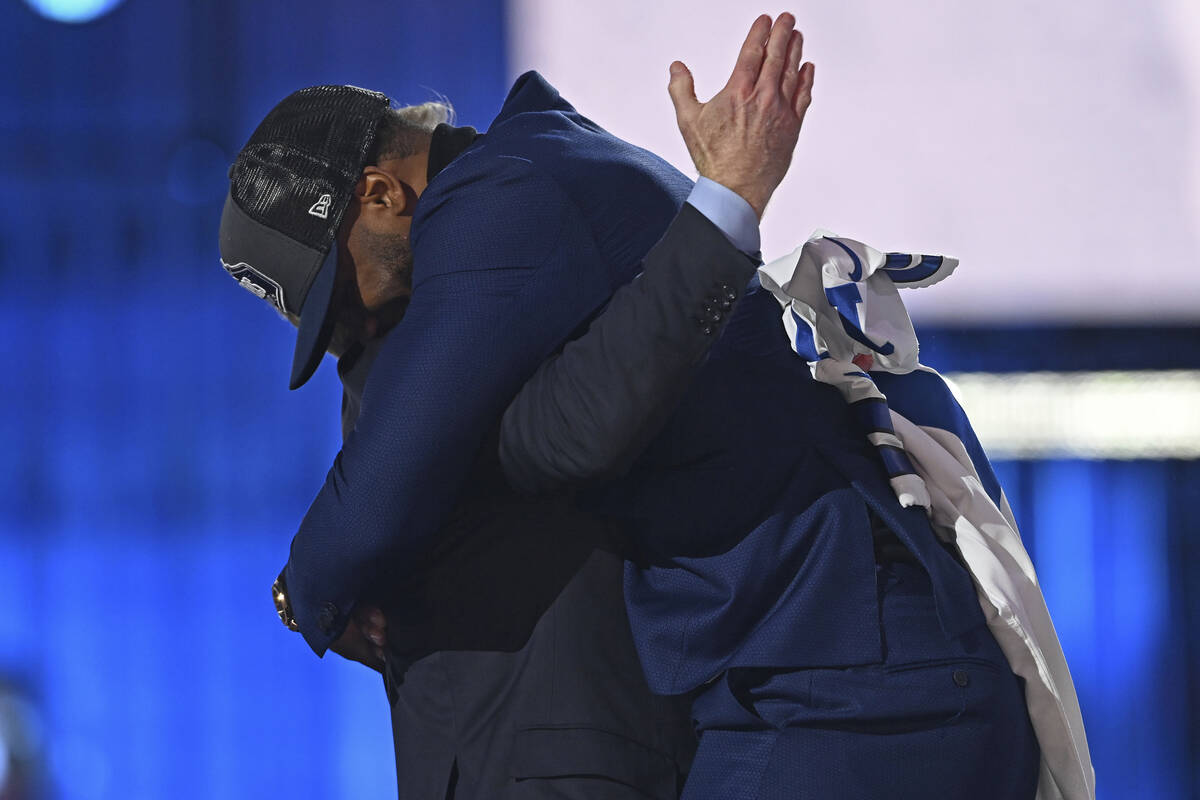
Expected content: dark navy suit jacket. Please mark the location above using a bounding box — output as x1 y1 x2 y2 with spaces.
285 72 704 799
498 206 982 696
283 71 692 654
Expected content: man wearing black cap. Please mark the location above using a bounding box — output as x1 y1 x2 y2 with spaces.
219 14 812 798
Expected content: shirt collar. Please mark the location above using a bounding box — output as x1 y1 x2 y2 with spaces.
426 122 481 183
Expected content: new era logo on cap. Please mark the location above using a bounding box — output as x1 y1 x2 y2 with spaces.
308 193 332 219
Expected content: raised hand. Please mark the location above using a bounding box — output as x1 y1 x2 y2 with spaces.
667 13 815 220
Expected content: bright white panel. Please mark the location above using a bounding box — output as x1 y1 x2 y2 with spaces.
509 0 1200 323
946 371 1200 459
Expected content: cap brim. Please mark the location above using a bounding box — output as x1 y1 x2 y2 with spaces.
289 242 339 390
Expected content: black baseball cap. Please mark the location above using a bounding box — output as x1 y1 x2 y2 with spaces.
219 85 393 389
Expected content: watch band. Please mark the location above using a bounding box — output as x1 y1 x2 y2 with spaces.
272 568 300 632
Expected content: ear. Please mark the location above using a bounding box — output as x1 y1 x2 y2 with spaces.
356 167 418 217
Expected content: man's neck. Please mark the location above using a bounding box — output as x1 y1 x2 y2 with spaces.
427 123 482 183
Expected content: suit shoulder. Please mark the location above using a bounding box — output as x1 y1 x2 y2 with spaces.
496 71 576 119
411 153 580 285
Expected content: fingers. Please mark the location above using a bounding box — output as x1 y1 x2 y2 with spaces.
667 60 699 122
726 13 772 92
756 13 796 99
779 29 803 106
793 61 815 118
357 605 387 647
366 607 386 630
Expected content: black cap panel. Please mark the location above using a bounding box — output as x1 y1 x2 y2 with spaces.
219 190 323 318
231 86 390 253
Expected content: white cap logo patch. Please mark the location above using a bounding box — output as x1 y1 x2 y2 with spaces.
308 193 332 219
221 260 289 317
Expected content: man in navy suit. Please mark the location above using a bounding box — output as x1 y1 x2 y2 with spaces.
498 22 1042 800
217 13 816 798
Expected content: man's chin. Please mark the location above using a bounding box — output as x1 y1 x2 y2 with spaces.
325 324 358 358
325 291 411 356
364 296 411 340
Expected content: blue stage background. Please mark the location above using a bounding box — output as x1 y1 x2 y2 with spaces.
0 1 1196 798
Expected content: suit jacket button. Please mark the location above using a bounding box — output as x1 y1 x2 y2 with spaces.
317 602 339 635
724 287 738 302
952 669 970 687
701 324 715 336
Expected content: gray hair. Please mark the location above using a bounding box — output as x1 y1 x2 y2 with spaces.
369 99 455 162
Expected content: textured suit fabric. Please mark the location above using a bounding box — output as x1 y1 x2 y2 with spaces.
500 203 760 493
345 346 697 798
283 70 691 655
682 561 1038 800
310 73 700 798
560 285 981 690
498 220 1038 795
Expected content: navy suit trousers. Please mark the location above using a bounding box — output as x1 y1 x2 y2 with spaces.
682 561 1040 800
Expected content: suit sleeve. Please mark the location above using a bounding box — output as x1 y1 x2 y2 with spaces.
498 203 759 494
284 159 612 655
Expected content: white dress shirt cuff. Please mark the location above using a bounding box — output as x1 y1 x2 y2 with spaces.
685 176 761 256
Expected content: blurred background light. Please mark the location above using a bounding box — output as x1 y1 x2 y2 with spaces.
22 0 123 24
166 138 230 207
0 736 8 796
946 370 1200 459
0 685 47 800
510 0 1200 324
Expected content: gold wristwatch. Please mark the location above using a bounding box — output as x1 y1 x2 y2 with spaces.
272 568 300 632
